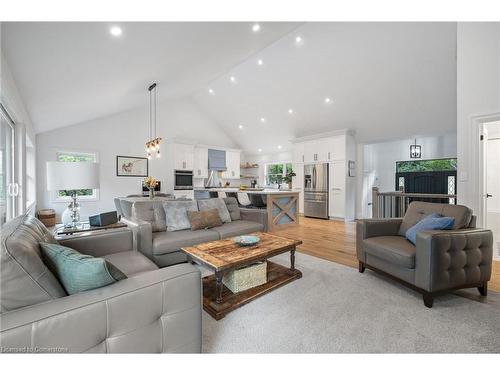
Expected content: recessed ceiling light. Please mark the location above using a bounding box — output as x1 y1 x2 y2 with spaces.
230 76 237 84
260 117 266 123
258 148 262 152
252 23 261 33
295 36 303 45
277 145 282 149
324 97 332 104
257 59 263 66
238 124 244 129
288 108 294 114
109 26 122 37
208 88 215 95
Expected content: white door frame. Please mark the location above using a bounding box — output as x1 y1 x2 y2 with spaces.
471 112 500 228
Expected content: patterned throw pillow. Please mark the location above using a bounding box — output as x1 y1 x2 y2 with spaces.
197 198 232 223
40 242 127 295
187 209 223 230
164 200 199 231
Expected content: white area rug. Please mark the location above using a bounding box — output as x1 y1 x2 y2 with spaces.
201 253 500 353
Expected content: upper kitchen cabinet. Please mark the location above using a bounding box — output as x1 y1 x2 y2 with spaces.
292 142 305 164
222 150 241 179
292 130 353 163
194 146 208 178
173 143 194 170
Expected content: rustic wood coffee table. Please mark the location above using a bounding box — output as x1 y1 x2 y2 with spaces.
181 232 302 320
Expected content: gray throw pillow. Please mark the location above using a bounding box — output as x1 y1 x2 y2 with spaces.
40 242 127 295
198 198 232 223
132 201 167 232
164 200 199 231
223 197 241 221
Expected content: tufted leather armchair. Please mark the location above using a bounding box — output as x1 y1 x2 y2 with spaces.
0 214 202 353
357 202 493 307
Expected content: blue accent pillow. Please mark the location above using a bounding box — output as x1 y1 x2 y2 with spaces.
405 215 455 245
40 242 127 295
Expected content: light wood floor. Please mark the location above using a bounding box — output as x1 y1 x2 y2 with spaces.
271 216 500 293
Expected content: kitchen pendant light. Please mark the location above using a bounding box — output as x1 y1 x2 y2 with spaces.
146 83 162 159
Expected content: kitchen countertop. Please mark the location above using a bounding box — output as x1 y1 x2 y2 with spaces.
194 187 300 195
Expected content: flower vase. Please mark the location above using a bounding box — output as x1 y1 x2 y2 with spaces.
149 188 155 200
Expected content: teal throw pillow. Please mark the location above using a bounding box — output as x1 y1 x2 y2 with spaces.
40 242 127 295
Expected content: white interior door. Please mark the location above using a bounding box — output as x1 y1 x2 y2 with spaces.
0 107 17 227
483 121 500 259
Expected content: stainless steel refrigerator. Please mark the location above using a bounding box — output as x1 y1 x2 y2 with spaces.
304 163 329 219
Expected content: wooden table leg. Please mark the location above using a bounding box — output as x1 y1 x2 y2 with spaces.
290 249 296 271
215 271 223 304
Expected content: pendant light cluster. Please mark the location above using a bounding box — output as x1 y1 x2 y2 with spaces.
146 83 162 159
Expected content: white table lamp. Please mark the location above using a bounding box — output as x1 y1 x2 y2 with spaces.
47 161 100 227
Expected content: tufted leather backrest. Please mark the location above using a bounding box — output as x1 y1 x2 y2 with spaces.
398 201 473 236
1 214 67 312
132 201 167 232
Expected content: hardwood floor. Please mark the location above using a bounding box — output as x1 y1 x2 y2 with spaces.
271 216 500 293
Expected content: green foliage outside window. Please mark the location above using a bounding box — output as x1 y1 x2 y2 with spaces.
57 153 95 197
396 158 457 173
266 162 293 185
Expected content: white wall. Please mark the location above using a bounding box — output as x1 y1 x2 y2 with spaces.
358 133 457 218
241 151 293 186
36 97 237 219
457 23 500 215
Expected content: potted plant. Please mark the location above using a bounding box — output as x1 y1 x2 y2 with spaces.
283 170 296 190
143 176 159 199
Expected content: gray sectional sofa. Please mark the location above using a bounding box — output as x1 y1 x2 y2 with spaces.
0 213 202 353
120 197 268 267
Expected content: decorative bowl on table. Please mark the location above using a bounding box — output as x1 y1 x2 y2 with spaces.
233 235 260 247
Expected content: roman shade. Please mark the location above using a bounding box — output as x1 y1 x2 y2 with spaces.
208 149 226 171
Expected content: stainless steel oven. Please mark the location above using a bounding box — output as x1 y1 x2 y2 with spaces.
174 170 193 190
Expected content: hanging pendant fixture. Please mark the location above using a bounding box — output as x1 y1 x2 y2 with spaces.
146 83 162 159
409 138 422 159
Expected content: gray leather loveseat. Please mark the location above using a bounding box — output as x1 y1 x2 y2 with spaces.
121 197 268 267
0 214 201 353
357 201 493 307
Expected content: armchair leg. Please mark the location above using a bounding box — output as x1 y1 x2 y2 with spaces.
358 261 365 273
422 292 434 308
478 282 488 296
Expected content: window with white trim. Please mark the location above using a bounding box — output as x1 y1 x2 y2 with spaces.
265 162 292 185
53 151 99 201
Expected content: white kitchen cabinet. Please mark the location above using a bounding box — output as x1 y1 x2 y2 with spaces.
329 160 346 218
328 135 346 161
173 143 194 171
292 142 305 164
292 163 304 213
303 141 316 163
222 150 240 179
194 147 208 178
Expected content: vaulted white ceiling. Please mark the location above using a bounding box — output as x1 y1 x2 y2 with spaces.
1 22 301 133
1 22 457 154
192 22 457 153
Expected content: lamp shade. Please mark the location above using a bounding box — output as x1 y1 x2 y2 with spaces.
46 162 100 191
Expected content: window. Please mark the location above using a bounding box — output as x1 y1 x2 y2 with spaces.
53 151 98 201
396 158 457 173
265 162 293 185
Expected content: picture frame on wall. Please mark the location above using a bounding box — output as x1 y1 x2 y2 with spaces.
116 155 148 177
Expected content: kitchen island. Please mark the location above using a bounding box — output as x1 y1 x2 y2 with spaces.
194 188 300 231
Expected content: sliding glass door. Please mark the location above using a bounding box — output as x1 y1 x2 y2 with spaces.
0 105 17 228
